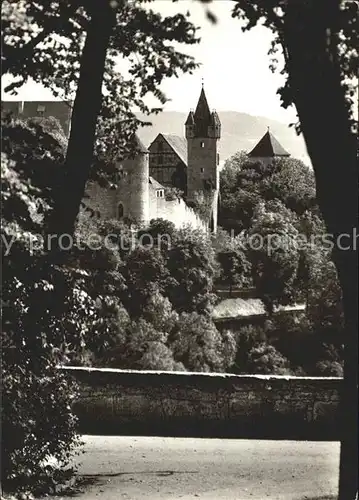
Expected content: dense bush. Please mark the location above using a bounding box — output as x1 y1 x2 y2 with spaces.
219 153 316 232
230 324 268 373
245 343 292 375
169 313 236 373
1 119 113 495
1 149 83 494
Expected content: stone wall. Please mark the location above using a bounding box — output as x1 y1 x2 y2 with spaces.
62 367 342 440
83 180 207 232
83 181 117 219
149 194 207 231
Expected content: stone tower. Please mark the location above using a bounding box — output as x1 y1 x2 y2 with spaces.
116 135 150 225
185 86 221 233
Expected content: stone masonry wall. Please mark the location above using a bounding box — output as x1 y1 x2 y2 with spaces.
62 367 342 440
83 180 207 231
149 192 207 232
83 181 117 219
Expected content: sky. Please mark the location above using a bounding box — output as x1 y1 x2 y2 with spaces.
1 0 298 124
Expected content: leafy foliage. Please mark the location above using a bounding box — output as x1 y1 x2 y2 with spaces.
219 153 316 232
245 343 292 375
169 313 236 373
1 150 83 494
247 200 300 312
217 248 250 293
165 227 219 314
1 114 117 495
2 0 199 170
100 318 184 371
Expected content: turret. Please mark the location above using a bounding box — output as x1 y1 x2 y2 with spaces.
209 111 221 138
185 110 195 139
116 135 150 224
186 86 221 233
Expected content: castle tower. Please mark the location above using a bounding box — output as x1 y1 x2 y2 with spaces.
116 135 150 225
248 127 290 166
185 86 221 233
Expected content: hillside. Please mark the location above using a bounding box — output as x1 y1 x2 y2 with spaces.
136 111 311 166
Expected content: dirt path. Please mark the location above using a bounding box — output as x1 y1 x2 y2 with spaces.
53 436 339 500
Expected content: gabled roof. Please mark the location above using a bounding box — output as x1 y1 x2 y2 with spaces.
248 130 290 158
149 176 165 191
160 134 187 166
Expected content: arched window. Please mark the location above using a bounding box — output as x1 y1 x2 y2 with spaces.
117 203 124 219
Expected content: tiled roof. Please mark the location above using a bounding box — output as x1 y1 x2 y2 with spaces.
161 134 188 166
248 130 290 158
212 298 305 321
149 176 165 191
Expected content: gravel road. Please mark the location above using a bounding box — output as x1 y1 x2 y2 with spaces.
53 436 339 500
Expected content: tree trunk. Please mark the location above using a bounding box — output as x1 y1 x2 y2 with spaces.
283 1 358 498
48 1 115 244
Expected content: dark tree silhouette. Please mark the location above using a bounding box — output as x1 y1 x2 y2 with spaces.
232 1 358 497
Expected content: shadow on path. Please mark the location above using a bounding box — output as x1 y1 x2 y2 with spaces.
55 470 199 497
81 470 199 478
301 496 337 500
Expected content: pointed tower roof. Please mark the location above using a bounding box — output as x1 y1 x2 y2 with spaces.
185 110 195 125
211 111 221 127
194 87 211 122
248 130 290 157
193 87 212 137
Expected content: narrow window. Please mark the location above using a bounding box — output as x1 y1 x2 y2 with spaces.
117 203 124 219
